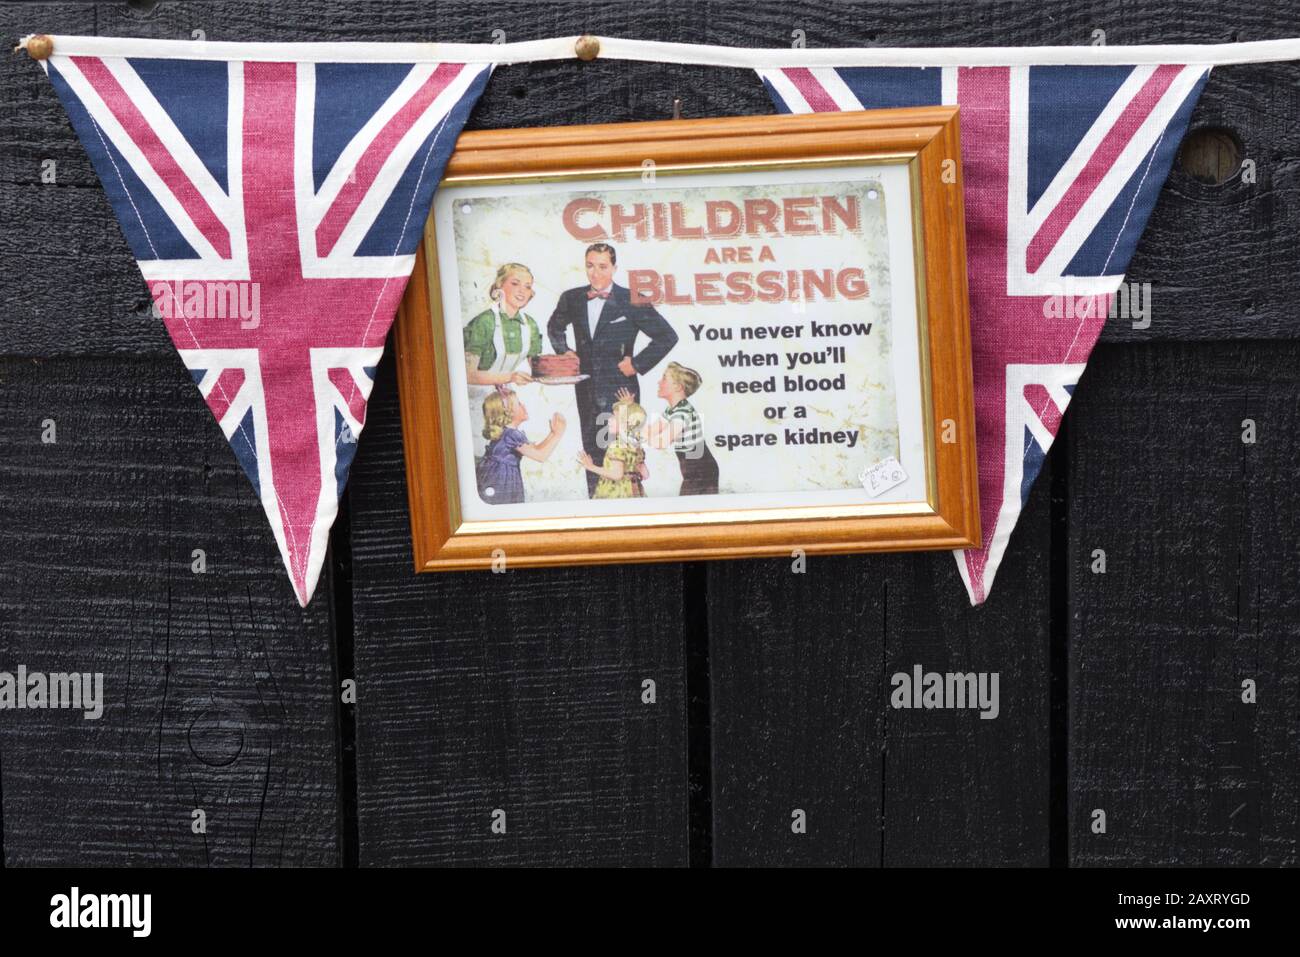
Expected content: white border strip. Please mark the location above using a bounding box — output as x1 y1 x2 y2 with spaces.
26 33 1300 67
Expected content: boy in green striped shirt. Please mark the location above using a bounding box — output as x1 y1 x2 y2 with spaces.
650 361 720 496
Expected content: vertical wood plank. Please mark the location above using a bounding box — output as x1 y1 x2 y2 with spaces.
708 555 886 866
349 358 689 865
1068 342 1299 865
709 487 1051 866
879 490 1052 865
0 358 340 865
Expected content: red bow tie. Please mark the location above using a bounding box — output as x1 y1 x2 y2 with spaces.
587 287 611 300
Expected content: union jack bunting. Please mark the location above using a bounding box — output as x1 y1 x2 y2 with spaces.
760 63 1209 604
40 49 492 605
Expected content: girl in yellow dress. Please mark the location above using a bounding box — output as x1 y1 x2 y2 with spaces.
578 391 648 499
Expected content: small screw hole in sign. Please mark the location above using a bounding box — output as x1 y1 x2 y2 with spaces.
860 456 907 497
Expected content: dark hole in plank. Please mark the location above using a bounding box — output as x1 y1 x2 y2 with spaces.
1178 127 1244 186
126 0 161 17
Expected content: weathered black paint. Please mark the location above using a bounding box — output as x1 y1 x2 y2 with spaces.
0 1 1295 866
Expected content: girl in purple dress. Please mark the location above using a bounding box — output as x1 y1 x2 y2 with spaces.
477 388 565 505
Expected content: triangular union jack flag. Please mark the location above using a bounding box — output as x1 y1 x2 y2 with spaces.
39 44 492 605
761 62 1209 604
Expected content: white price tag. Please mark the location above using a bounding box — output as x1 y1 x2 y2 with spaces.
860 456 907 497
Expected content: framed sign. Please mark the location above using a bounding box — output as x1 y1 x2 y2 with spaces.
394 107 978 572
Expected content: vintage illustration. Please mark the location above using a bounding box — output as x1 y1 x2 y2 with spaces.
440 173 908 515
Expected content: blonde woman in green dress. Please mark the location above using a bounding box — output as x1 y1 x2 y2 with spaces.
464 263 543 461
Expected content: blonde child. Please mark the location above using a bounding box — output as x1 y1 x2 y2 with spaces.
477 389 565 505
648 361 719 496
578 392 648 499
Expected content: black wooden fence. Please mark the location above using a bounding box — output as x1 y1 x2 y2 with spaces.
0 1 1295 867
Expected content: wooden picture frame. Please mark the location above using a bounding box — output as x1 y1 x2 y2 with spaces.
394 107 978 572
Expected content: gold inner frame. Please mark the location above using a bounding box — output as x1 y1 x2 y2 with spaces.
422 153 937 537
